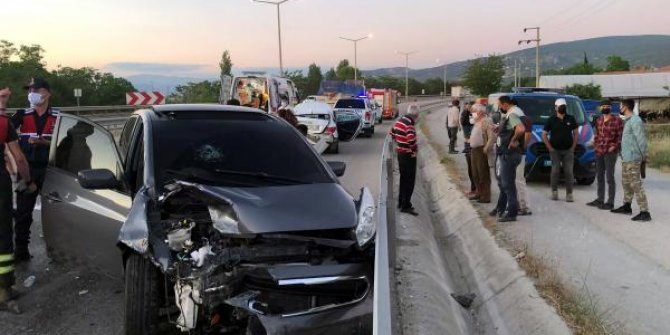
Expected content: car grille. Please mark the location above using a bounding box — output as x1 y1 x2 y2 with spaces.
530 143 585 157
243 274 370 317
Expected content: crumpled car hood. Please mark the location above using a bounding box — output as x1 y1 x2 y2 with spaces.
198 182 358 234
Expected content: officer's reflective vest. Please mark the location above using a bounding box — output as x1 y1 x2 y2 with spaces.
17 108 59 165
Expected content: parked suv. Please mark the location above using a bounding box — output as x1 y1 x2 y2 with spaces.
488 91 596 185
333 97 376 137
40 105 374 334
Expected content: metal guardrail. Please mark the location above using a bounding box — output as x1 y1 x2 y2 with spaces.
6 105 145 118
373 134 396 335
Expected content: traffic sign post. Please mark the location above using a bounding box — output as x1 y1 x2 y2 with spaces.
126 91 165 106
74 88 82 114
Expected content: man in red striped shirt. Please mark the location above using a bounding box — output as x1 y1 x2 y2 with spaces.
390 105 420 216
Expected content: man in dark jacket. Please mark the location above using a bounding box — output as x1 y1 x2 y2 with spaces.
542 98 578 202
461 102 477 198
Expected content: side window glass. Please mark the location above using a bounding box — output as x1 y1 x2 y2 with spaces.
118 115 138 161
54 117 123 183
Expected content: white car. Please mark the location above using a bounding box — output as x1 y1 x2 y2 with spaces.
294 100 361 153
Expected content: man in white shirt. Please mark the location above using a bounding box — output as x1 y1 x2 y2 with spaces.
446 100 461 154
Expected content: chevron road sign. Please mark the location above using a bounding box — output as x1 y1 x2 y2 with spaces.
126 91 165 105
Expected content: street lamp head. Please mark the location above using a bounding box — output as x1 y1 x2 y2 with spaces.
523 28 527 33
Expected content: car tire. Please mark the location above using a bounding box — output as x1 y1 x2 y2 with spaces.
124 253 161 335
577 177 595 185
328 140 340 154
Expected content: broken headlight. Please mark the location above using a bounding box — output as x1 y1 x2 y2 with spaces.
355 187 376 248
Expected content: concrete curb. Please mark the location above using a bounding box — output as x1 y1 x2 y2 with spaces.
416 130 572 335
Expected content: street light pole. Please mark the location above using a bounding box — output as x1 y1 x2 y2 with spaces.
519 27 541 87
437 59 447 96
340 34 372 83
398 51 416 99
253 0 292 75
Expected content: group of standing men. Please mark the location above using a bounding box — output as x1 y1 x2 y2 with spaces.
448 96 651 223
0 78 58 310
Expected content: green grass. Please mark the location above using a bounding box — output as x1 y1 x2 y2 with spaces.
647 124 670 171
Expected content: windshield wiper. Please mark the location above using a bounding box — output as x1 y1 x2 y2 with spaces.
214 169 307 185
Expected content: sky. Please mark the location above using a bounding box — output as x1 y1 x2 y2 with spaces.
3 0 670 77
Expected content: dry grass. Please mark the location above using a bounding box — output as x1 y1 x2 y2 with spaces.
419 112 626 335
646 124 670 171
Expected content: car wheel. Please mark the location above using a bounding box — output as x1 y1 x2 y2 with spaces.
124 253 162 335
329 140 340 154
577 177 595 185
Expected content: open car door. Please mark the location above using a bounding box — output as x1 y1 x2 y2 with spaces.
334 111 362 142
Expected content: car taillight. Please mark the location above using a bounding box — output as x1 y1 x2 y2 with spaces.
365 112 371 121
325 126 337 135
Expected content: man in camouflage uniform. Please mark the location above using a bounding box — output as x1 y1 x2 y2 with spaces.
611 99 651 221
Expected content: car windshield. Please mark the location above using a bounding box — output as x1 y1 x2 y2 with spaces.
335 99 365 109
513 96 586 125
152 112 333 187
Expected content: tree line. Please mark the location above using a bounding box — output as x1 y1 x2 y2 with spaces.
169 51 455 103
0 40 135 108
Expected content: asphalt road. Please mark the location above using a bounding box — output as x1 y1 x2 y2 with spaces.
425 107 670 335
0 107 404 334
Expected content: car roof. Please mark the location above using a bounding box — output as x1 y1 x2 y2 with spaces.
294 100 333 116
133 104 274 122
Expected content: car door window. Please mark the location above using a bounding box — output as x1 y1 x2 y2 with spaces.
53 115 126 192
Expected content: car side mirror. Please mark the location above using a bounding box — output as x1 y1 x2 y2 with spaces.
78 169 119 190
327 161 346 177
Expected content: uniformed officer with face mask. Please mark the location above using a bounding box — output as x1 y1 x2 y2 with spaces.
10 78 59 262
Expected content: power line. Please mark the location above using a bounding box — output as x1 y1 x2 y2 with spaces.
547 0 617 35
534 0 588 28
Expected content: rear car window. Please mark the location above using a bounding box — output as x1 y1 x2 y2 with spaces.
335 99 366 109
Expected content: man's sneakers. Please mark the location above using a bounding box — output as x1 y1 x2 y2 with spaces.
611 202 632 215
400 207 419 216
587 199 614 210
599 203 614 210
518 208 533 216
566 193 574 203
551 190 559 201
449 150 460 154
14 249 32 264
488 208 502 217
632 211 652 222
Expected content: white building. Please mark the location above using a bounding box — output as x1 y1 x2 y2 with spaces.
540 70 670 113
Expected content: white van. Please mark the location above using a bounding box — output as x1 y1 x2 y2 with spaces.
227 74 299 114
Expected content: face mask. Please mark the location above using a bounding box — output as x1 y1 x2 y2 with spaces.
28 92 42 106
469 115 476 125
601 108 611 115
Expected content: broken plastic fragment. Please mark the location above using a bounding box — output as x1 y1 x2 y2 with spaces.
175 280 202 331
208 205 240 234
190 244 214 267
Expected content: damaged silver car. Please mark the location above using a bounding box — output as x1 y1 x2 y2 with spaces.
40 105 374 334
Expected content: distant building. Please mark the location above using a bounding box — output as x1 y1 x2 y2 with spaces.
540 67 670 115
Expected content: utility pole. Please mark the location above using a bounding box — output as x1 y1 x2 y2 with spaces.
340 34 373 84
519 27 541 87
253 0 292 75
514 58 519 87
436 59 447 96
397 51 416 99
